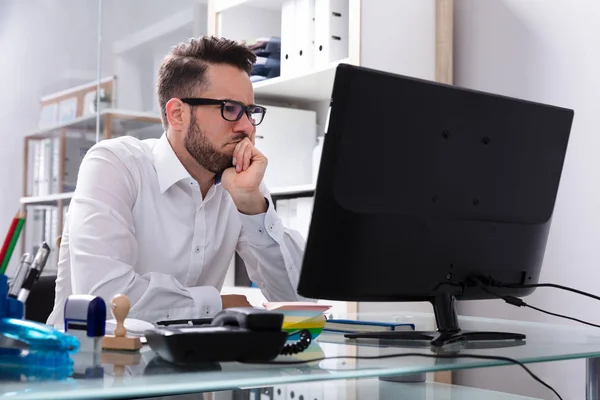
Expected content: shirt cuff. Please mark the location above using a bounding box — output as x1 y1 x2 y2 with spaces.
238 197 283 247
189 285 222 317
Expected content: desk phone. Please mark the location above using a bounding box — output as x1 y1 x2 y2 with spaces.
145 308 310 364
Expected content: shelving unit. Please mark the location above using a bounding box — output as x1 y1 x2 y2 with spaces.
207 0 454 324
21 86 163 272
25 109 163 140
20 192 74 207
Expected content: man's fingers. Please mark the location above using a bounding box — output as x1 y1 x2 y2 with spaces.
233 140 246 172
232 138 255 172
233 140 244 165
242 143 252 171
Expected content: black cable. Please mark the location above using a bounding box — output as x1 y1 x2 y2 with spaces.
281 329 312 355
478 282 600 329
245 352 562 400
500 282 600 303
526 304 600 329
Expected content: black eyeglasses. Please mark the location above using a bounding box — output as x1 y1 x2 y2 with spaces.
180 98 267 126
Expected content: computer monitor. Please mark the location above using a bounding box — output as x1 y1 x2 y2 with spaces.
297 64 574 346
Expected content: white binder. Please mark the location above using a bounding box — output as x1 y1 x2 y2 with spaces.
314 0 349 67
280 0 296 76
293 0 316 74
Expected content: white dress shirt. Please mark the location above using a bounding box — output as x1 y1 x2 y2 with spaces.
47 133 308 326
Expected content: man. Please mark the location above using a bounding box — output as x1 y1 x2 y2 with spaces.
47 36 307 326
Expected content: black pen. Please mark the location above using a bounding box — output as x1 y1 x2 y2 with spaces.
156 317 213 326
17 242 51 303
8 253 32 298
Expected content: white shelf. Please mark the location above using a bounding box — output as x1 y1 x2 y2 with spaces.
253 58 349 102
27 109 162 139
215 0 282 13
270 184 315 196
21 192 75 206
40 76 116 103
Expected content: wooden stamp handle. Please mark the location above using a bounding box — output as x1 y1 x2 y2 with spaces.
111 294 130 337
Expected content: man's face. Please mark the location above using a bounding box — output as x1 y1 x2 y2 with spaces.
184 64 256 174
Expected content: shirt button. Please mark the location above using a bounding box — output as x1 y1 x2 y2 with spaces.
195 246 201 253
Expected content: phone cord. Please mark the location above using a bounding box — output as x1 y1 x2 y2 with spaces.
280 329 312 355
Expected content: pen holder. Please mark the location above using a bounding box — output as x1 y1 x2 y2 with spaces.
0 274 24 319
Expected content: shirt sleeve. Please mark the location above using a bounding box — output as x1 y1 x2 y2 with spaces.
235 184 314 303
67 144 222 323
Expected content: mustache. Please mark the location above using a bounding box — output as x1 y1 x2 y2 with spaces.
231 134 249 143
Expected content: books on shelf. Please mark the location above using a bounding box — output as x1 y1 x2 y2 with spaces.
323 319 415 333
63 132 96 192
29 133 96 196
31 137 58 196
26 205 65 273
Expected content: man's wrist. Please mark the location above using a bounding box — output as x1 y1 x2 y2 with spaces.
231 191 268 215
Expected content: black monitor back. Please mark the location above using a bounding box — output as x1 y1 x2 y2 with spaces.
297 64 574 303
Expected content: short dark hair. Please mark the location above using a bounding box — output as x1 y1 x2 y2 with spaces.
156 36 257 130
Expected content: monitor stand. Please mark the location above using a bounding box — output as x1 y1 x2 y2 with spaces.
344 292 525 347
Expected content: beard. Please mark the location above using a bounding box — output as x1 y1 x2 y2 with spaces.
184 114 233 174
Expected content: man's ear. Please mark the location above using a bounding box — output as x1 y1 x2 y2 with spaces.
165 98 187 131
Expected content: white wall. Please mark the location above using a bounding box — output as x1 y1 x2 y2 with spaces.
453 1 600 399
219 5 280 43
358 0 439 317
0 0 99 276
360 0 435 80
105 0 206 112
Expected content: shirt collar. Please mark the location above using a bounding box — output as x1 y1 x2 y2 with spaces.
153 133 192 194
153 133 223 194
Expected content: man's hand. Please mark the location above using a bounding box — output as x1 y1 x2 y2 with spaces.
222 137 268 215
221 294 252 309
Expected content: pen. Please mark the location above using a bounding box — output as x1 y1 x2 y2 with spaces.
8 253 32 298
156 317 213 326
17 242 51 303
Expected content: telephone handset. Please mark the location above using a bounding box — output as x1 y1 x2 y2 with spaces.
211 307 284 331
145 308 311 365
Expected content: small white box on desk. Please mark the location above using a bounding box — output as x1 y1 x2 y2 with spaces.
314 0 349 67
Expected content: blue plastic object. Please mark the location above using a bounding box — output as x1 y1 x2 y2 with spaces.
0 347 73 380
0 275 24 320
0 273 78 378
0 318 79 353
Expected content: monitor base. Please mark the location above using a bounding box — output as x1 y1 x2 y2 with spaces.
344 329 525 347
344 291 526 347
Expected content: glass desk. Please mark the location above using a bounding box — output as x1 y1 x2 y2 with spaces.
133 377 546 400
1 312 600 399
